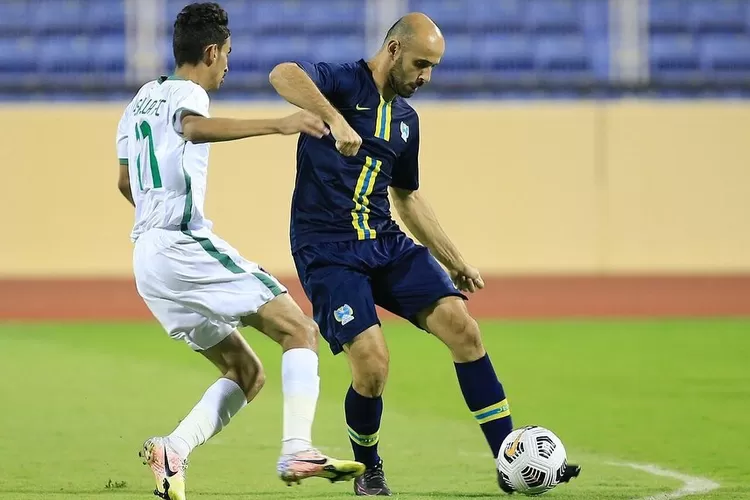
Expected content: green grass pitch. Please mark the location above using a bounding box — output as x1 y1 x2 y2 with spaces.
0 319 748 499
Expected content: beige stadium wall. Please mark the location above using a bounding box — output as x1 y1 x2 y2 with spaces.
1 101 749 279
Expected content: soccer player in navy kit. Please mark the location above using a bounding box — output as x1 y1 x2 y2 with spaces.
270 13 580 496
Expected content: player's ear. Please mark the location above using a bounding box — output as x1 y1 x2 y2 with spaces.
387 40 400 59
204 44 218 66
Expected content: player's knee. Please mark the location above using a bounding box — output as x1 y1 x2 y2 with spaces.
227 353 266 401
447 313 485 362
351 348 389 397
283 316 320 351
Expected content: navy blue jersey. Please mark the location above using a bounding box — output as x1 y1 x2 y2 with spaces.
289 59 420 252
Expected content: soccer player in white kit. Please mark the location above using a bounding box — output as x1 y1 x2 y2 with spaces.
114 3 365 499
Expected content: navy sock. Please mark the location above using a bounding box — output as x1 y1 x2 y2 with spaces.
345 385 383 468
454 354 513 457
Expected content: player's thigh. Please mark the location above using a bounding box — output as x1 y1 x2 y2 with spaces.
136 228 288 327
139 293 238 352
372 235 465 327
293 248 380 356
240 293 319 350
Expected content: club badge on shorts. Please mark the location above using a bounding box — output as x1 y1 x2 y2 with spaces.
334 304 355 326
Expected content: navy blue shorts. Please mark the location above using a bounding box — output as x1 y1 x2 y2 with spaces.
292 233 466 355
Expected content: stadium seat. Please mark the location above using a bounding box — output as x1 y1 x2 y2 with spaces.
648 0 689 34
700 34 750 78
582 0 609 35
38 35 93 73
32 0 87 34
0 2 32 35
313 35 367 63
535 35 591 77
91 35 126 73
253 35 313 73
690 0 746 33
86 1 125 34
527 0 583 33
306 0 365 34
649 34 700 78
479 34 534 77
408 0 470 33
466 0 525 32
440 35 478 71
0 37 37 73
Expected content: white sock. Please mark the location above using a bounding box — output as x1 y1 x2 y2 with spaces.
281 348 320 456
166 378 247 458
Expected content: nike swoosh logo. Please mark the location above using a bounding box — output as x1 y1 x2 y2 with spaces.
164 449 178 478
296 457 329 465
504 431 525 459
355 104 370 111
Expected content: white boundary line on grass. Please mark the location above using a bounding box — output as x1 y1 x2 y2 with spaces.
607 461 721 500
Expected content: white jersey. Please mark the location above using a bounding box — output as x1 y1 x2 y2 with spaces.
116 77 213 242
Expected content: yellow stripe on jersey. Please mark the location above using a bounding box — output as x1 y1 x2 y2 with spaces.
350 156 382 240
374 97 392 141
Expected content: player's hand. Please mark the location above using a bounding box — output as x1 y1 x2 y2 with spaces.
278 111 330 138
329 115 362 156
450 263 485 294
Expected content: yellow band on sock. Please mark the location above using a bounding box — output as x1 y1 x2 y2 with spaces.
348 426 380 447
472 399 511 425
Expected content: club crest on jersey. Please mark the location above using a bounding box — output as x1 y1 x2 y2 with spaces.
400 122 409 142
334 304 354 326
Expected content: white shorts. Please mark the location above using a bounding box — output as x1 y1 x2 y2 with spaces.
133 227 287 351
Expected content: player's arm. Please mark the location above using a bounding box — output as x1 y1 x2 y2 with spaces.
268 61 361 156
389 120 483 293
115 110 135 207
390 187 483 293
117 162 134 207
180 112 328 144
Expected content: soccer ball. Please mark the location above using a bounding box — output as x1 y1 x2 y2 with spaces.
496 426 568 496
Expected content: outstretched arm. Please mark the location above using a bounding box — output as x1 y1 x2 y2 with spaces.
269 62 362 156
180 111 328 144
390 187 484 293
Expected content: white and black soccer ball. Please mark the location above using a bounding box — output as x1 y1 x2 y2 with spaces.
496 426 568 496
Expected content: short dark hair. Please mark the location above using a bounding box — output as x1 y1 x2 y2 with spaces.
382 17 415 47
173 2 230 67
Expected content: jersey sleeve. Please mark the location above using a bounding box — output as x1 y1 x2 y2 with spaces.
294 61 351 98
172 84 210 136
116 108 129 165
390 117 420 191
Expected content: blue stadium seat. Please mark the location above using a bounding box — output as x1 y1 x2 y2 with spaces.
700 35 750 78
649 34 700 77
38 35 92 73
582 0 609 35
441 35 478 70
466 0 525 32
0 37 37 73
253 35 313 72
690 0 746 33
306 0 365 34
408 0 470 32
648 0 689 33
527 0 583 33
32 0 87 34
535 35 591 76
0 2 31 35
479 34 534 76
225 35 258 73
313 35 367 63
86 1 125 34
91 35 126 72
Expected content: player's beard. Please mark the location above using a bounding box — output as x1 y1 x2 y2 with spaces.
389 56 418 98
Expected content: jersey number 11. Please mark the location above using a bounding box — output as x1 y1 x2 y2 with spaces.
135 120 163 190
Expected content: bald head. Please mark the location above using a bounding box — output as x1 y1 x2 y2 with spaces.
383 12 443 48
375 12 444 99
